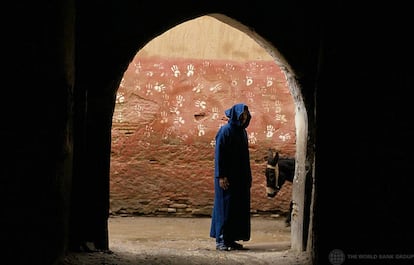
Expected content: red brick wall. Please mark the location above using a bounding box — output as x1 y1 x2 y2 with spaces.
110 57 295 217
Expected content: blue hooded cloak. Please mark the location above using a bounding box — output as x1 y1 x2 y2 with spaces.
210 103 252 243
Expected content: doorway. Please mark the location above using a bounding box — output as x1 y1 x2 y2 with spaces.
109 14 310 253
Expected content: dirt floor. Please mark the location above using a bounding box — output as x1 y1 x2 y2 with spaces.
59 216 312 265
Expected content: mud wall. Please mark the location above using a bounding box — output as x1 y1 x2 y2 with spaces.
110 16 296 217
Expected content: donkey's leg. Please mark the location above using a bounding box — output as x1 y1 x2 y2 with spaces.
285 200 293 227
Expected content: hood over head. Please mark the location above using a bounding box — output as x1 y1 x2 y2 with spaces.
224 103 251 128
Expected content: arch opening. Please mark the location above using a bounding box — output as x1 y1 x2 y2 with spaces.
109 14 311 254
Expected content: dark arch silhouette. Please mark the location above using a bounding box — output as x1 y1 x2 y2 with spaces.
4 2 414 265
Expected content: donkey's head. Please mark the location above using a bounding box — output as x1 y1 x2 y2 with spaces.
265 149 280 198
265 149 296 198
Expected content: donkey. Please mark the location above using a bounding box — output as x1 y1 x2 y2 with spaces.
265 149 295 226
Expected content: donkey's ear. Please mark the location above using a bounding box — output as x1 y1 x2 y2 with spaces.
274 152 279 161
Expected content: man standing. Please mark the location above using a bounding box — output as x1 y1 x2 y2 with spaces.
210 103 252 251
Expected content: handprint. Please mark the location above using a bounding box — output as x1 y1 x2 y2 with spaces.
154 82 165 92
211 107 219 120
186 64 195 77
145 83 153 96
209 83 222 93
160 111 168 124
192 84 202 93
279 133 291 142
176 95 185 107
195 100 206 109
197 124 206 136
275 113 287 124
266 77 273 87
266 125 276 138
171 65 181 77
174 116 185 125
248 132 258 144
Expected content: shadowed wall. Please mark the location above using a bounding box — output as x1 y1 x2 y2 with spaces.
3 1 414 265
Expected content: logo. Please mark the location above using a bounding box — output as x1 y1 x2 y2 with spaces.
328 249 346 265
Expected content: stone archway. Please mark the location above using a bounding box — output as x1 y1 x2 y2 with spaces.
110 14 310 252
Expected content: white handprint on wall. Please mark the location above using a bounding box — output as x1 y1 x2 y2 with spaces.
266 77 274 87
192 84 202 93
171 65 181 77
210 139 216 148
145 83 153 96
174 116 185 126
275 113 287 124
154 82 165 93
170 106 180 115
162 127 174 140
279 133 291 142
266 125 276 138
274 100 282 113
246 91 254 103
195 100 206 109
176 95 185 107
263 102 271 113
160 111 168 124
133 61 142 74
197 124 206 136
209 83 222 93
248 132 258 144
186 64 195 77
211 107 219 120
144 125 153 138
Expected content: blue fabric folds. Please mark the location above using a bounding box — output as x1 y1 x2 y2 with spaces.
210 103 252 243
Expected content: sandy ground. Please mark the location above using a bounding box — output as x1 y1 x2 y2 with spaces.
59 216 312 265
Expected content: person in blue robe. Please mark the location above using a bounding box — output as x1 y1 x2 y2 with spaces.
210 103 252 251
